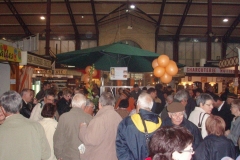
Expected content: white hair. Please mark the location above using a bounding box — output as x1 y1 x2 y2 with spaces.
137 93 153 110
71 93 86 109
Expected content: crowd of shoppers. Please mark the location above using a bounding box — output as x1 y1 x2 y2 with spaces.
0 82 239 160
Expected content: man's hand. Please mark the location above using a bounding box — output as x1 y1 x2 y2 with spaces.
225 130 230 136
80 122 87 127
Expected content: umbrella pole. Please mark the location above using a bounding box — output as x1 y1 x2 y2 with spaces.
100 70 104 94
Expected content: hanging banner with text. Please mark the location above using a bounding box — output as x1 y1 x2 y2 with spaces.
0 43 21 62
184 67 240 74
110 67 128 80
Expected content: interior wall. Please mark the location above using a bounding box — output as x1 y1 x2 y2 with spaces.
0 63 10 95
99 17 155 52
158 41 222 66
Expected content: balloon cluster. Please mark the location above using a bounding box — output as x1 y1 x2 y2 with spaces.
152 55 178 84
82 65 97 89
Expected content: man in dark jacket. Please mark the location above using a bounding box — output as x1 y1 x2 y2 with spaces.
36 81 50 101
212 95 234 130
155 84 166 109
116 93 162 160
20 89 33 118
147 87 163 114
161 102 202 150
130 84 141 101
57 88 72 116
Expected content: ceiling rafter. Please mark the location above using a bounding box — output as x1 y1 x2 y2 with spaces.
99 14 127 27
1 13 237 19
65 0 79 39
98 11 128 26
223 13 240 41
135 7 157 24
2 1 240 5
4 0 32 36
98 3 126 23
155 0 166 36
175 0 192 37
90 0 99 39
129 13 157 25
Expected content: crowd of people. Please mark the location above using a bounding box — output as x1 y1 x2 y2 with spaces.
0 82 240 160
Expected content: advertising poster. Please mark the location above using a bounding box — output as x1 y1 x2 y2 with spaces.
110 67 128 80
0 43 21 62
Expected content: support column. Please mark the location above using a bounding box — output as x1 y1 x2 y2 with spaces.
45 0 51 56
221 39 227 59
206 0 212 61
173 37 179 62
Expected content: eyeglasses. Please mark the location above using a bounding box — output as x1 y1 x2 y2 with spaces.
204 103 212 107
180 148 195 154
87 105 95 110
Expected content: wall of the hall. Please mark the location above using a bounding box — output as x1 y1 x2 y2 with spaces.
98 17 155 52
157 41 227 67
0 63 10 95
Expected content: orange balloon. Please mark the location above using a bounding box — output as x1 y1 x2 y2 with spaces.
153 66 165 77
85 66 91 74
92 69 97 77
152 59 159 69
160 72 172 84
165 60 178 76
157 55 170 67
82 74 90 83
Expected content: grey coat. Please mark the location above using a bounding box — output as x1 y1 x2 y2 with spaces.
0 114 51 160
227 116 240 146
53 107 92 160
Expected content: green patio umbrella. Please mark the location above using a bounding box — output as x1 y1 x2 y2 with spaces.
56 42 184 72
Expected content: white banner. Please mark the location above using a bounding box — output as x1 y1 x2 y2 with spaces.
110 67 128 80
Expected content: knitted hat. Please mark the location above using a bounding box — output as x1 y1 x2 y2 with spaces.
167 102 185 113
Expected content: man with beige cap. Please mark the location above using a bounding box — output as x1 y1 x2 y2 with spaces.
161 102 202 150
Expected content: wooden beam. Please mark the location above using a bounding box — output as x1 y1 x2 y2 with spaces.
155 0 166 52
90 0 99 46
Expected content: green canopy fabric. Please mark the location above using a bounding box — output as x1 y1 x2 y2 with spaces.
56 42 184 72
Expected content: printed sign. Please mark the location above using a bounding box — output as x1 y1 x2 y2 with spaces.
184 67 240 74
110 67 128 80
27 54 51 69
0 43 21 62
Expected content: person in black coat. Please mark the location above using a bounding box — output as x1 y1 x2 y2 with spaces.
211 95 234 130
20 89 33 118
36 81 51 101
161 102 202 150
56 88 72 116
194 115 236 160
155 84 166 109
